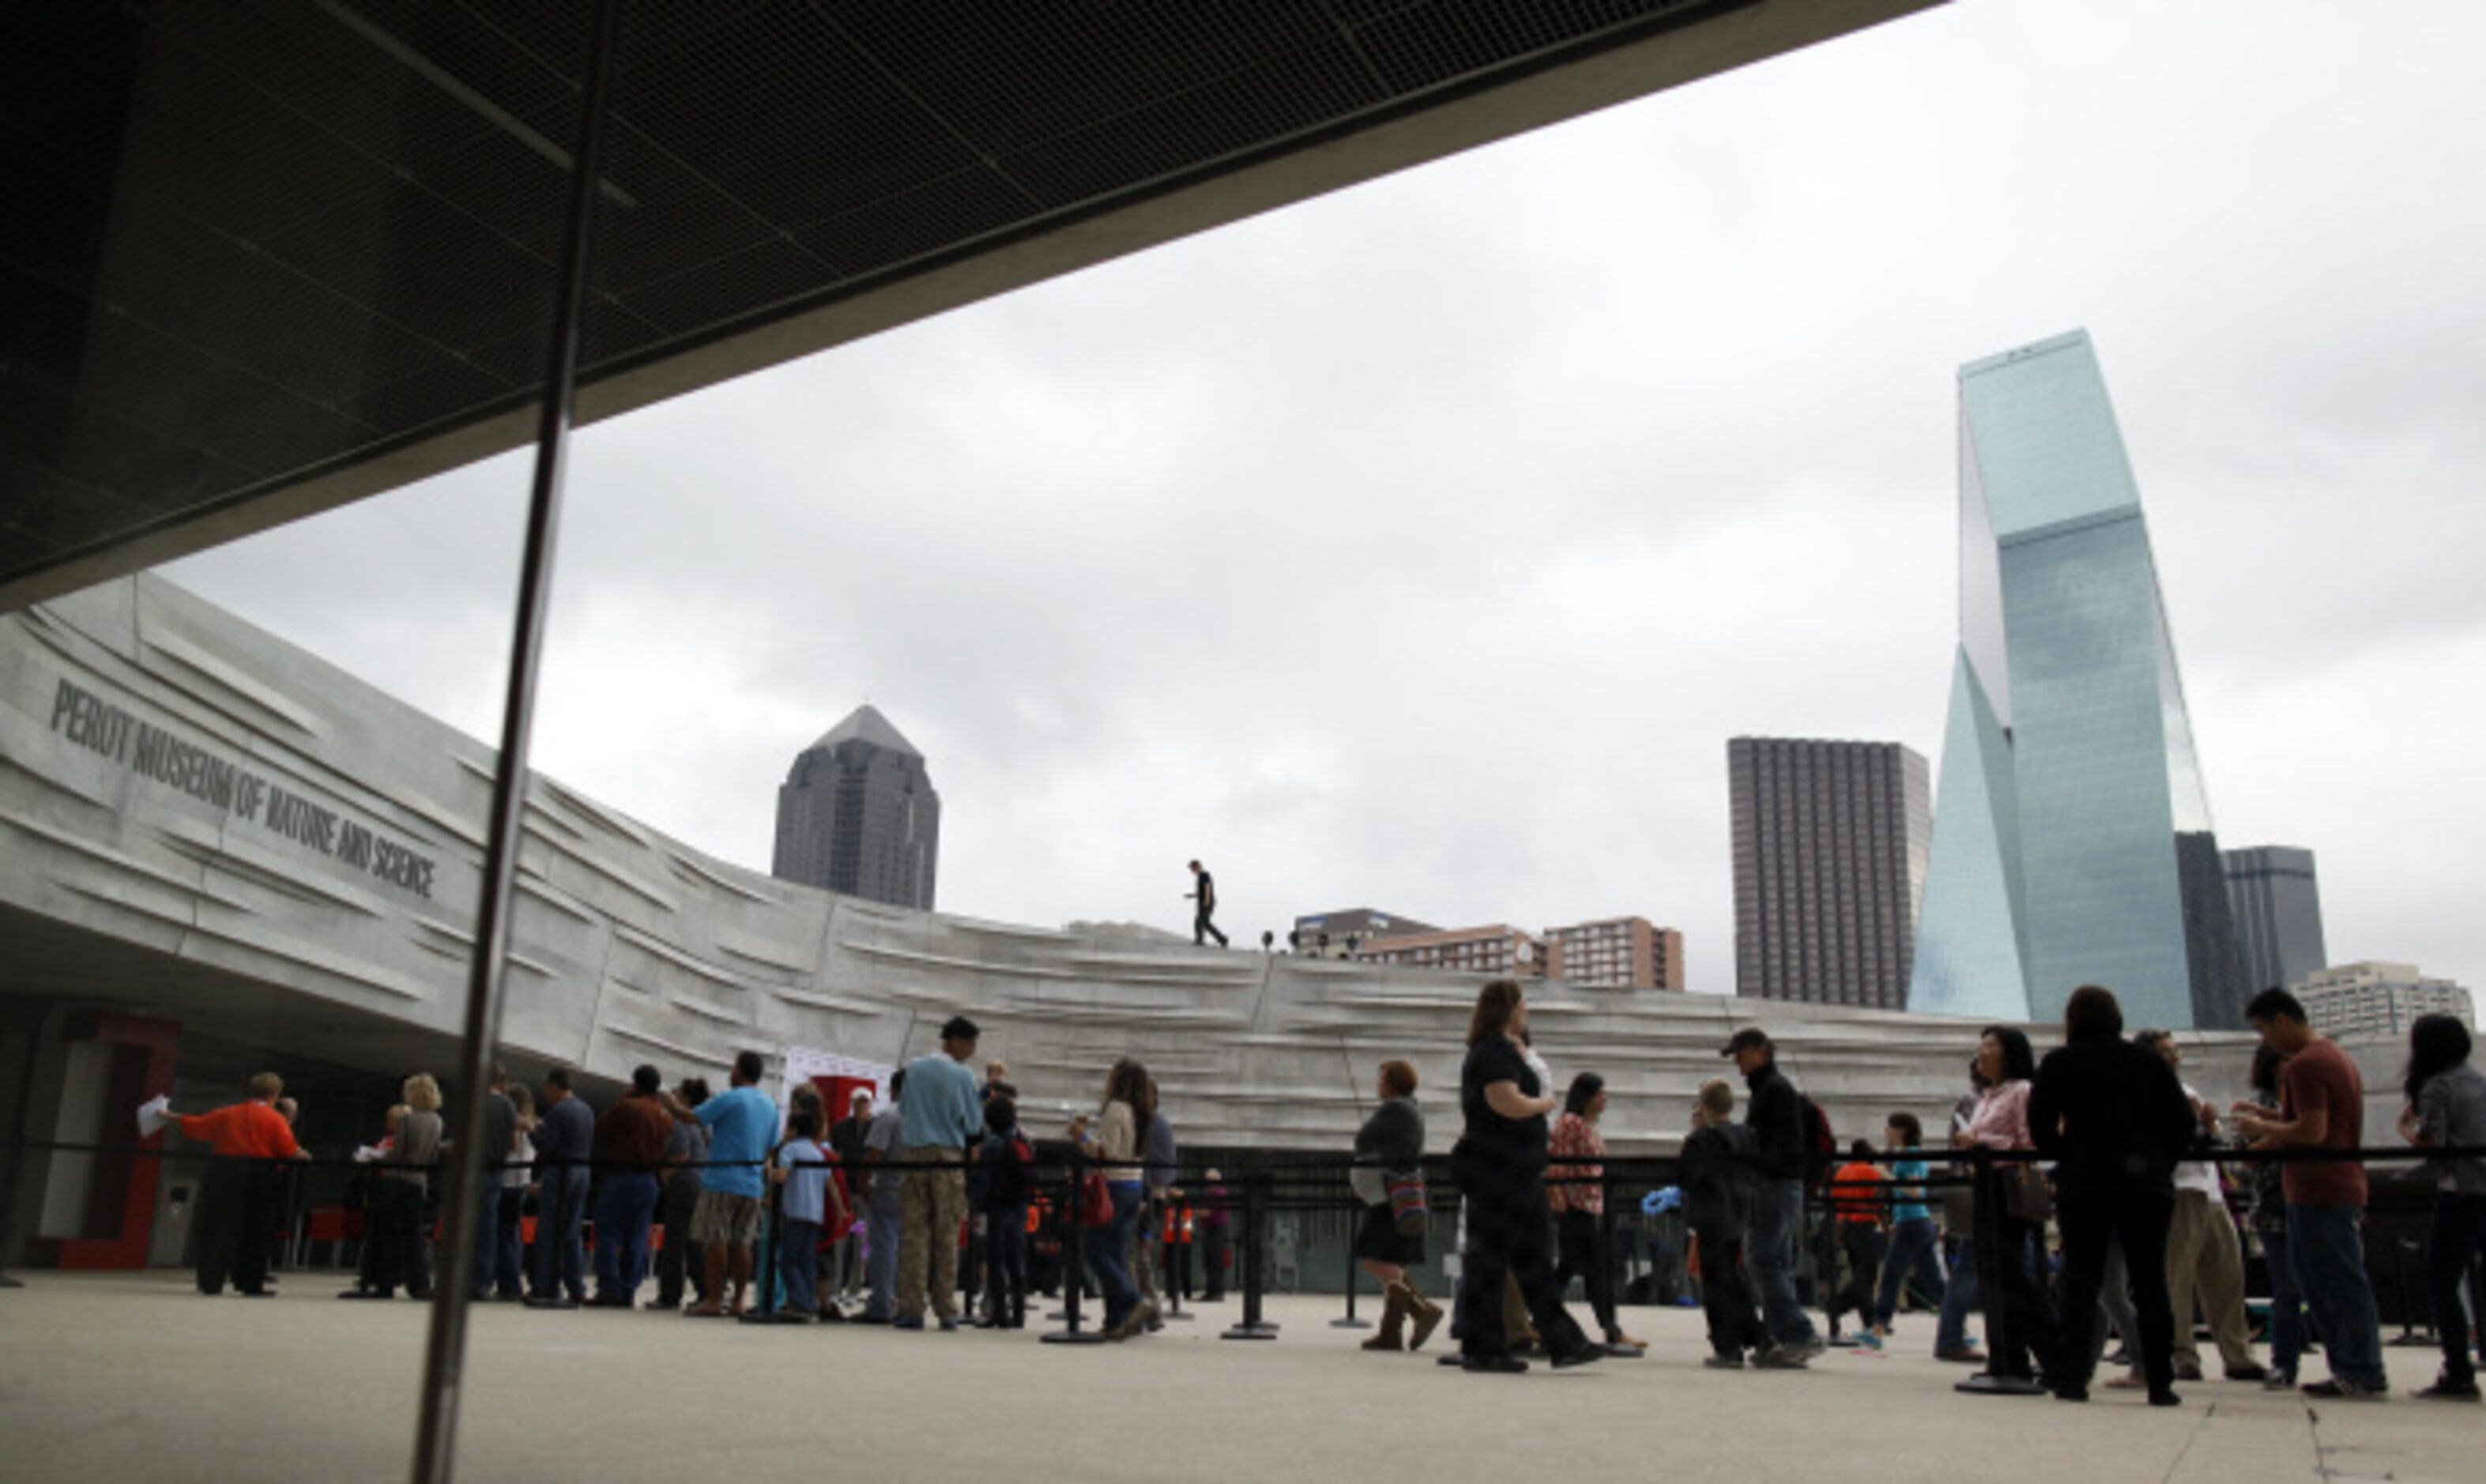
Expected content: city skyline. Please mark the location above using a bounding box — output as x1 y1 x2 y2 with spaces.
157 1 2486 997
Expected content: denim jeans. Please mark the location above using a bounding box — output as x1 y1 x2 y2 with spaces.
1750 1179 1820 1347
864 1185 902 1319
470 1175 506 1299
1874 1216 1947 1329
536 1166 589 1301
492 1187 527 1297
1936 1236 1979 1353
593 1172 659 1299
1085 1181 1145 1329
986 1204 1029 1325
778 1216 821 1316
2424 1192 2486 1384
2286 1203 2386 1388
2259 1224 2307 1377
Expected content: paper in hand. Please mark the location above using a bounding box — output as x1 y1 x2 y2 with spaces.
137 1094 171 1139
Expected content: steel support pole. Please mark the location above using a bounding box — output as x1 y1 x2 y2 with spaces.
409 4 622 1478
0 1000 50 1286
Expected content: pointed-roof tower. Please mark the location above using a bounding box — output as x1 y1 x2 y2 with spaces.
772 705 940 910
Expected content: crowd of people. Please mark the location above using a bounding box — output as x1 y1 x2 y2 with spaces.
1335 977 2484 1400
160 1015 1229 1341
158 981 2485 1401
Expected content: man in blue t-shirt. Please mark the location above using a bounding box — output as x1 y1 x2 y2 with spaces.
1870 1111 1948 1343
895 1015 985 1329
662 1049 778 1316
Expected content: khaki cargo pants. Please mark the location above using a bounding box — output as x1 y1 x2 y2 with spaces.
897 1147 967 1320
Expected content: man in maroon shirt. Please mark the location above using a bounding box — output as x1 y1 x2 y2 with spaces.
592 1064 675 1308
2233 989 2388 1399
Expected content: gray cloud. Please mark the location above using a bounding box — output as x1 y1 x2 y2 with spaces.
168 0 2486 997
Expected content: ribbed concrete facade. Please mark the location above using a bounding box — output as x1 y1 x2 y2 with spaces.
1 578 2251 1185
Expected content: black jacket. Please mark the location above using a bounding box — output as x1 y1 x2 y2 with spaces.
2027 1033 2199 1193
1743 1062 1805 1181
1682 1121 1759 1237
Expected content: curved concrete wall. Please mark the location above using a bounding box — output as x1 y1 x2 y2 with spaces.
0 576 2254 1150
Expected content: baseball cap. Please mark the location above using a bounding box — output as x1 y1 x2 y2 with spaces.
1719 1027 1772 1057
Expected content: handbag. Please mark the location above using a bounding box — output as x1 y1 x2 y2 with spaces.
1078 1170 1113 1228
1386 1170 1428 1237
2001 1163 2053 1224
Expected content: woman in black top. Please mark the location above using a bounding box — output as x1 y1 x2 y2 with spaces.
2028 984 2197 1407
1451 980 1599 1373
1353 1059 1441 1352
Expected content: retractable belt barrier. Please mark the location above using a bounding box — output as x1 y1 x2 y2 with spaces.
12 1134 2482 1370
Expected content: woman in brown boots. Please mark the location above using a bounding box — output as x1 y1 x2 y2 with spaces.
1353 1059 1443 1351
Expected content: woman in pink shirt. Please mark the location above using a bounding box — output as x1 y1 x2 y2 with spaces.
1953 1025 2059 1386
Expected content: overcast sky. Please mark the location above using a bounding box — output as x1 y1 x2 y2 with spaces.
165 0 2486 999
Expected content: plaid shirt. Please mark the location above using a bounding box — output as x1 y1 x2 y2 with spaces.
1546 1112 1606 1216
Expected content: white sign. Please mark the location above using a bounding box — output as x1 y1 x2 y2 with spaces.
779 1043 894 1118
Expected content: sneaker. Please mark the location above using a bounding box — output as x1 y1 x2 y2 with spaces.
1826 1334 1861 1349
1550 1345 1604 1370
938 1316 961 1332
1855 1331 1883 1351
1461 1354 1529 1374
2224 1362 2269 1382
1753 1346 1810 1369
892 1316 926 1331
2171 1364 2204 1382
2262 1369 2296 1392
2412 1376 2481 1401
2301 1377 2386 1401
1704 1353 1747 1369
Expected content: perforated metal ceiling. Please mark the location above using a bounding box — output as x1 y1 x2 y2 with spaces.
1 0 1935 607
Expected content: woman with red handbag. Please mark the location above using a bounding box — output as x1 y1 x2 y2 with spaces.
1068 1059 1156 1339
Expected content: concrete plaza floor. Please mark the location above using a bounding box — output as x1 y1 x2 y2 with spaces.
0 1272 2475 1482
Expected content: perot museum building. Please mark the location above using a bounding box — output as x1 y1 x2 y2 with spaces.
0 0 2051 1469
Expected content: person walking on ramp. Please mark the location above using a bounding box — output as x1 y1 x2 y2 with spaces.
1186 859 1228 947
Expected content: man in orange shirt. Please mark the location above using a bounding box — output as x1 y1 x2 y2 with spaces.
165 1072 306 1297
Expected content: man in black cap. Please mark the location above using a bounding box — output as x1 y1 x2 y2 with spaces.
895 1015 985 1330
1723 1028 1824 1363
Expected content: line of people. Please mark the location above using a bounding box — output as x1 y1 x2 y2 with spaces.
164 1015 1235 1337
155 983 2484 1399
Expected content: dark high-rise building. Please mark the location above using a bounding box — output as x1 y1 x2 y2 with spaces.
772 705 940 910
1730 736 1932 1008
2223 846 2328 993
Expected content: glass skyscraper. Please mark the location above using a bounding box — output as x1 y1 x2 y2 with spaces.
1908 331 2250 1030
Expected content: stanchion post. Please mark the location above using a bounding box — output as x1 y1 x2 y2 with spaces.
1332 1222 1370 1328
1222 1169 1278 1339
1955 1149 2043 1396
1042 1155 1105 1344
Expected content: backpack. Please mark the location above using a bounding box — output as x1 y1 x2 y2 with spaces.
988 1133 1035 1207
1798 1096 1837 1192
